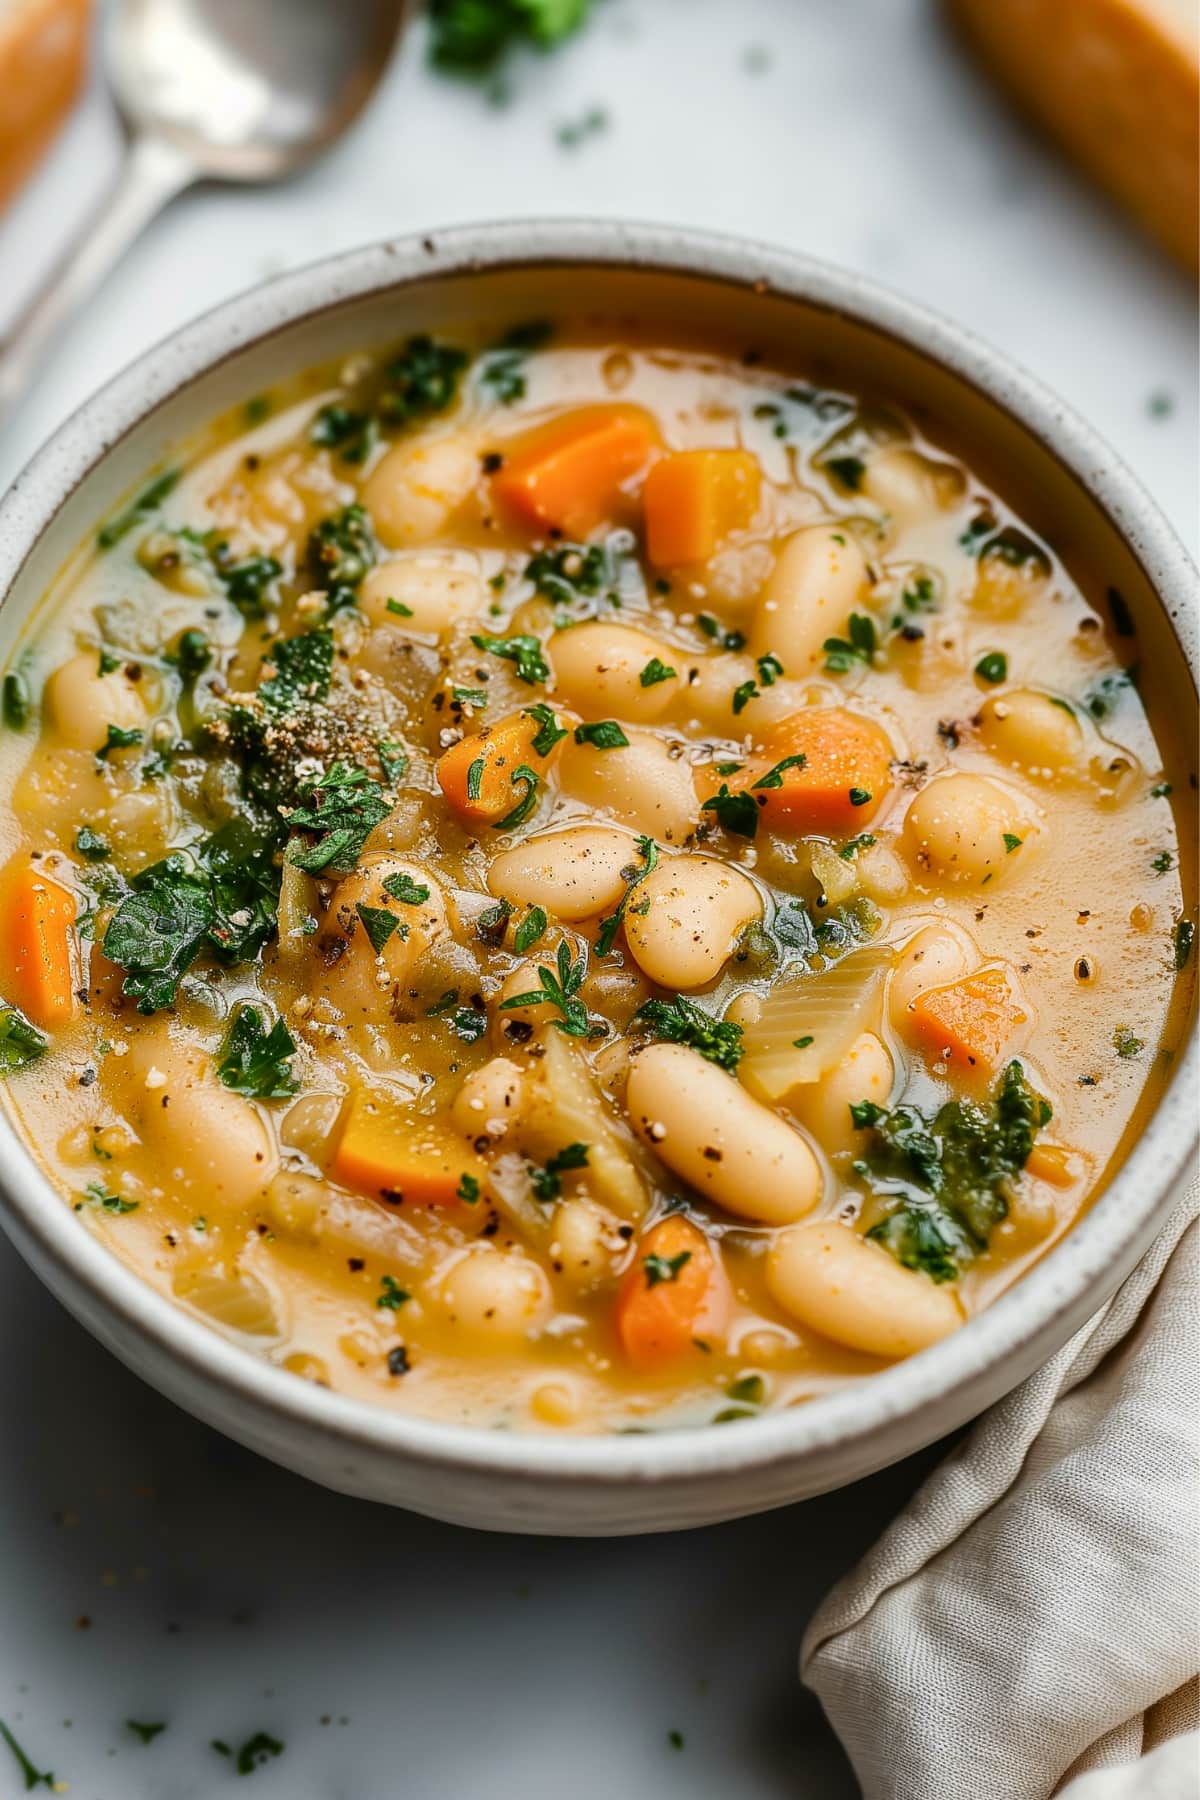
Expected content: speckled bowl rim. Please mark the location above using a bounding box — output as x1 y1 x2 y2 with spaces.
0 220 1195 1490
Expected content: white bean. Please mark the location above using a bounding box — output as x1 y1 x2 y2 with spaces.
752 527 869 677
767 1221 963 1357
794 1032 893 1157
549 622 681 722
359 549 487 635
558 730 699 844
451 1058 526 1143
364 433 480 547
903 772 1033 886
46 651 146 752
317 854 448 1020
978 689 1084 776
626 1042 822 1224
624 855 760 989
125 1037 278 1209
487 826 640 921
862 446 966 522
434 1245 552 1340
550 1197 623 1290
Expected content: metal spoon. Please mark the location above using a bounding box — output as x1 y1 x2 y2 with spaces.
0 0 410 429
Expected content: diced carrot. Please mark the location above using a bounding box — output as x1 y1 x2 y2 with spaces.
436 706 569 829
0 857 77 1030
333 1092 485 1207
644 449 761 567
491 406 659 538
712 707 894 836
615 1215 730 1367
908 967 1030 1074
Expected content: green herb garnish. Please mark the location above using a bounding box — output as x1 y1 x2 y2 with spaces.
633 995 743 1072
97 469 180 550
595 835 657 955
498 939 589 1036
574 720 629 749
218 1006 300 1100
471 633 549 685
530 1142 589 1202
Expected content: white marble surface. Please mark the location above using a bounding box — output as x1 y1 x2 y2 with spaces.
0 3 1194 1796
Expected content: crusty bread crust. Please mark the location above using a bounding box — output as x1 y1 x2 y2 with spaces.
0 0 91 213
947 0 1199 274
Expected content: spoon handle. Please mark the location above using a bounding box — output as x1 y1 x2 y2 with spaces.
0 133 196 433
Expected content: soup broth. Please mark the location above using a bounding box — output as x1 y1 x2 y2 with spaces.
0 324 1193 1432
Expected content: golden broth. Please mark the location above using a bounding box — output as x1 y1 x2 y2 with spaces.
0 325 1193 1433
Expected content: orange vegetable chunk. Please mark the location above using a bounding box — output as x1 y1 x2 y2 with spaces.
0 857 77 1030
644 448 761 567
491 405 658 537
615 1214 730 1366
333 1092 485 1207
908 967 1030 1074
436 706 569 829
717 707 894 836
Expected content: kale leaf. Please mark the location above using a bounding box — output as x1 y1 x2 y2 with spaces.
103 817 281 1013
217 1005 300 1099
855 1060 1050 1282
285 762 389 876
632 995 744 1073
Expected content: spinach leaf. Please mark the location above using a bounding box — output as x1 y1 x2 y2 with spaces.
856 1061 1051 1282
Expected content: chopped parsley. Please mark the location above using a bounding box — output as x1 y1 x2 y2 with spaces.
643 1249 692 1288
471 632 549 685
217 1006 300 1099
514 907 548 954
731 679 759 715
480 320 554 404
525 536 627 610
838 832 875 860
639 656 677 688
1175 919 1195 971
310 403 376 464
377 335 468 426
974 652 1008 685
1151 851 1173 875
286 763 390 876
498 939 589 1036
633 995 743 1072
377 1274 411 1311
219 552 283 618
78 1180 138 1215
356 904 401 954
475 898 514 946
698 613 746 650
495 764 540 830
823 613 876 672
1112 1027 1144 1059
383 872 431 907
258 627 334 713
126 1720 167 1745
530 1142 589 1201
429 0 595 69
212 1731 285 1777
752 752 807 791
0 1718 56 1791
524 703 568 755
699 783 759 840
95 722 144 765
855 1060 1050 1282
2 671 31 730
74 825 110 862
451 1007 488 1043
848 786 872 808
307 504 375 609
385 597 414 618
824 453 865 491
574 720 629 749
96 468 180 550
595 835 657 955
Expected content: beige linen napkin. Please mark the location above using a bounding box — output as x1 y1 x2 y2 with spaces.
802 1196 1199 1800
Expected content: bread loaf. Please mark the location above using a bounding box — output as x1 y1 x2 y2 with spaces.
0 0 91 212
947 0 1199 274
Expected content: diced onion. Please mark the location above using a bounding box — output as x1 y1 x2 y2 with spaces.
739 946 892 1102
173 1266 282 1337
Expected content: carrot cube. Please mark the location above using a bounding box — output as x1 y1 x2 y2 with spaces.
908 968 1030 1073
644 449 761 566
333 1092 484 1207
491 406 658 538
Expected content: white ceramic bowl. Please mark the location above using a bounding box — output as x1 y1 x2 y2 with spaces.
0 223 1195 1534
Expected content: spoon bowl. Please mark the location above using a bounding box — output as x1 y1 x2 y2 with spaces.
107 0 411 179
